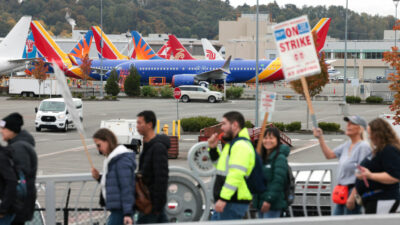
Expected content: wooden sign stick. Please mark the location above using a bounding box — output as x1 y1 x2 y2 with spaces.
300 76 318 128
80 133 94 169
256 112 269 155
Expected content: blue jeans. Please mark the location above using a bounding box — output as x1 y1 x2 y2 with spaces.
107 210 129 225
0 214 15 225
137 210 168 224
210 202 249 221
258 210 281 218
333 187 361 215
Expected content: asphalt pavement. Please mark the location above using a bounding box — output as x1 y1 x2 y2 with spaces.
0 96 388 175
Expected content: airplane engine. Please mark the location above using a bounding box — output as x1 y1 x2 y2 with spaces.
172 74 197 87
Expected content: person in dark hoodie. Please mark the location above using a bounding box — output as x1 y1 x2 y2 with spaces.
136 110 169 224
0 145 17 225
0 113 37 225
252 127 290 218
91 128 136 225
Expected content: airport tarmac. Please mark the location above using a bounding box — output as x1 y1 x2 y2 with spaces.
0 96 389 176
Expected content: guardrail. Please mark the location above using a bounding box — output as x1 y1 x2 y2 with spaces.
33 149 339 224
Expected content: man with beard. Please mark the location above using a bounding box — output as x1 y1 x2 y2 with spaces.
208 111 255 220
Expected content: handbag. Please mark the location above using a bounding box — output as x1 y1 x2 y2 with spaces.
135 172 152 214
332 185 349 205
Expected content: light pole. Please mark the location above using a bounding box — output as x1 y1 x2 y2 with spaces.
394 0 400 48
100 0 104 98
255 0 259 127
342 0 349 115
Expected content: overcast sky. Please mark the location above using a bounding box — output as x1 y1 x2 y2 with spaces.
229 0 399 17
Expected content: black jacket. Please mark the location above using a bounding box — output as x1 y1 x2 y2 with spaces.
8 130 37 222
0 146 17 215
139 134 170 213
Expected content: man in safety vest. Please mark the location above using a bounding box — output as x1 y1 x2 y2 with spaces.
208 111 255 220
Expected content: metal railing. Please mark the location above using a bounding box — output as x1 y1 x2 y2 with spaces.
32 161 340 224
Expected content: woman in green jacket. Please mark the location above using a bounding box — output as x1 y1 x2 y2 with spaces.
253 127 290 218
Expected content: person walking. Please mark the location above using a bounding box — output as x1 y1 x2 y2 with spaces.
0 145 17 225
355 118 400 214
91 128 136 225
313 115 371 215
208 111 255 220
0 113 37 225
136 110 169 224
253 127 290 218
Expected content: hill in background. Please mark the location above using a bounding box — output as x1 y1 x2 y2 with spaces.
0 0 396 40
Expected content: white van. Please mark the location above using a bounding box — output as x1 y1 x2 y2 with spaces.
100 119 142 153
35 98 83 132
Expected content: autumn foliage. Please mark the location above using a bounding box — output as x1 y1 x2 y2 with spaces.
382 20 400 124
289 31 329 97
79 54 92 81
31 58 49 98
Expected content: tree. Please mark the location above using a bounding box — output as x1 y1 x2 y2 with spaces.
382 20 400 124
31 59 49 98
124 66 141 97
289 31 329 128
79 54 92 97
105 69 120 97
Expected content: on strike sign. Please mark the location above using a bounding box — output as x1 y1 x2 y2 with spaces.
273 15 321 81
260 91 276 113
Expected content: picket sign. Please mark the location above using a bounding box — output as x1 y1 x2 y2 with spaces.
272 15 321 128
257 91 277 153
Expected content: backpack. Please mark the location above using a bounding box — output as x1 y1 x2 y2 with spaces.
7 157 28 211
228 137 267 194
273 149 295 206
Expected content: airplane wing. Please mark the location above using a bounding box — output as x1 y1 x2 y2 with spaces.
8 58 41 64
195 56 231 80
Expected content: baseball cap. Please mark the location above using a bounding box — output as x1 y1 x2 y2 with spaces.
344 115 367 129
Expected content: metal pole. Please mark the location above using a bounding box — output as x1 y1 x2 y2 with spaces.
176 99 179 122
100 0 104 98
255 0 259 127
343 0 348 103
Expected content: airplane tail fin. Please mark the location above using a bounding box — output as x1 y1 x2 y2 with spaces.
130 31 164 60
30 21 72 70
91 26 129 60
0 16 31 59
311 18 331 53
157 42 172 59
201 38 224 60
168 35 195 60
69 30 93 59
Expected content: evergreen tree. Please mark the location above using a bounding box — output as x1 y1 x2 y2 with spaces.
124 66 141 96
105 69 120 96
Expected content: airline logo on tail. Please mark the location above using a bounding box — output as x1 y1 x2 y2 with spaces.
168 35 195 60
91 26 129 60
131 31 163 60
206 50 216 60
69 30 93 59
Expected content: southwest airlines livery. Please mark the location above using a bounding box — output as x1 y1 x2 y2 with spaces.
31 18 331 86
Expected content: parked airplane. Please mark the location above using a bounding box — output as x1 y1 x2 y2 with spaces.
91 26 129 60
0 16 33 74
157 42 171 59
33 18 331 87
201 38 224 60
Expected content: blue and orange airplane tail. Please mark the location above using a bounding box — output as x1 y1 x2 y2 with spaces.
30 21 85 79
130 31 164 60
91 26 129 60
69 30 93 59
253 18 331 83
168 35 196 60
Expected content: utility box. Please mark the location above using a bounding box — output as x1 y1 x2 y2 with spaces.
100 119 142 153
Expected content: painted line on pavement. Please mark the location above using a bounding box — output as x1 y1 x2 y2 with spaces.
39 144 96 158
290 142 321 155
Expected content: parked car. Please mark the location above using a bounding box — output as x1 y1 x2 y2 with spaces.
35 98 83 132
179 85 222 103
